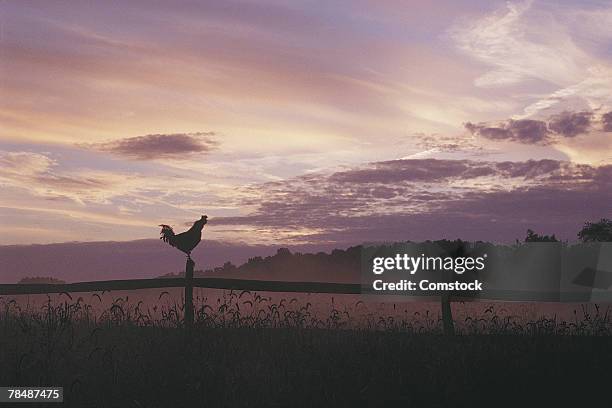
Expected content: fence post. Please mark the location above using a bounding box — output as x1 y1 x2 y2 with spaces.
441 292 455 336
441 243 463 336
184 257 195 329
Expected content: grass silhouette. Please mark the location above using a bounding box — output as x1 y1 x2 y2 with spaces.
1 292 611 407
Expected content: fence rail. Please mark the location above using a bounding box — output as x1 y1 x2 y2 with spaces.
0 277 362 296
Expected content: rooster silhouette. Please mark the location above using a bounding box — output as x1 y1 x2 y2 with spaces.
159 215 208 258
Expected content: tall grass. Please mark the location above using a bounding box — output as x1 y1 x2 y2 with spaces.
3 291 612 334
1 293 611 407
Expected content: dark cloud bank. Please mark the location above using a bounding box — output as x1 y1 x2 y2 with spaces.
603 111 612 132
465 110 611 144
83 132 218 160
216 158 612 243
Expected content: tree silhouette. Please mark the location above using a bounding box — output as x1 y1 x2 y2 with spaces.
524 229 558 242
578 218 612 242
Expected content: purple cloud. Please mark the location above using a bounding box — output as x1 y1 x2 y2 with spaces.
217 185 611 244
494 159 562 179
465 119 550 144
85 132 218 160
465 110 611 144
215 159 611 243
602 111 612 132
413 133 486 155
548 111 592 137
329 159 496 183
330 158 568 184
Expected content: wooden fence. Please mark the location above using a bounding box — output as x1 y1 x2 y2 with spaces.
0 277 361 296
0 276 461 335
0 265 364 328
0 259 454 332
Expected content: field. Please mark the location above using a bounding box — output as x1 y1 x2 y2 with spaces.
1 291 612 407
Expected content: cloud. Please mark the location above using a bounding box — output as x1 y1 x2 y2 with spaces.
407 133 490 157
364 158 576 184
465 110 610 144
331 160 449 184
215 158 611 243
0 147 246 240
0 151 54 176
548 111 593 137
451 1 612 120
465 119 550 144
0 152 109 191
83 133 218 160
602 111 612 132
450 1 588 88
329 159 501 184
494 159 562 179
0 151 117 204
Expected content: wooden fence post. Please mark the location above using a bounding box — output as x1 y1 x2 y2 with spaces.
184 257 195 329
441 292 455 336
441 243 463 336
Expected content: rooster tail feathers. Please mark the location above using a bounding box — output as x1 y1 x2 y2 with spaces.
159 224 175 235
159 224 175 244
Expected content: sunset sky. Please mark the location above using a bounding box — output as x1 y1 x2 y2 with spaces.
1 0 611 246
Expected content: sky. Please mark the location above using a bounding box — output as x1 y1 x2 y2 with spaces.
1 0 611 246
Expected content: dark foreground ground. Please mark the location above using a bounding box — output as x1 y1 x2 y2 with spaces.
2 294 612 407
2 323 612 407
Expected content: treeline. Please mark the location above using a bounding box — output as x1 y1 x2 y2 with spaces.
159 246 361 283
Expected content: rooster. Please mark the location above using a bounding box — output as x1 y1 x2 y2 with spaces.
159 215 208 258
